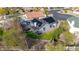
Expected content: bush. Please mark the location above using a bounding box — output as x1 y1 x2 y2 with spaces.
41 27 64 40
64 10 68 13
59 21 70 31
51 27 64 40
63 31 75 45
0 28 3 36
26 31 40 39
40 31 53 40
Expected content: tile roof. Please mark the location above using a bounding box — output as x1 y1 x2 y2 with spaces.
26 11 45 20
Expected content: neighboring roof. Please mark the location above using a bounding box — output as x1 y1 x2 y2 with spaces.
31 19 42 27
68 16 79 28
43 17 55 23
73 10 79 14
26 11 45 20
48 10 73 20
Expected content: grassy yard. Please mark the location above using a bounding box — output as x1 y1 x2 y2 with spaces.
25 31 40 39
40 27 64 40
40 31 53 40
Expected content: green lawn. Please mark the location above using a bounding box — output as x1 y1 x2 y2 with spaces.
25 31 40 39
40 31 53 40
40 27 64 40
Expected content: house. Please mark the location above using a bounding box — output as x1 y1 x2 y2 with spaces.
20 16 57 35
35 17 57 34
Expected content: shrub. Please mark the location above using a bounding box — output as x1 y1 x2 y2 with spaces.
63 31 75 45
26 31 40 39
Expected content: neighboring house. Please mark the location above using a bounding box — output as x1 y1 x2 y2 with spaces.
48 7 65 11
67 16 79 44
67 16 79 33
73 9 79 14
48 10 73 20
72 8 79 15
24 11 46 20
22 7 33 11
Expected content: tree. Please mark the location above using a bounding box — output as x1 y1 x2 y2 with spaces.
0 28 3 36
44 7 48 16
0 8 7 15
0 28 3 41
59 21 70 31
3 20 27 50
63 31 75 45
8 9 16 15
64 10 68 13
51 27 64 40
33 7 41 12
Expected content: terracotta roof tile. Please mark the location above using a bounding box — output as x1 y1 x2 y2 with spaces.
26 11 45 20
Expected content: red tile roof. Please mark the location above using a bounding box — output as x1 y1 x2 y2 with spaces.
26 11 45 20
